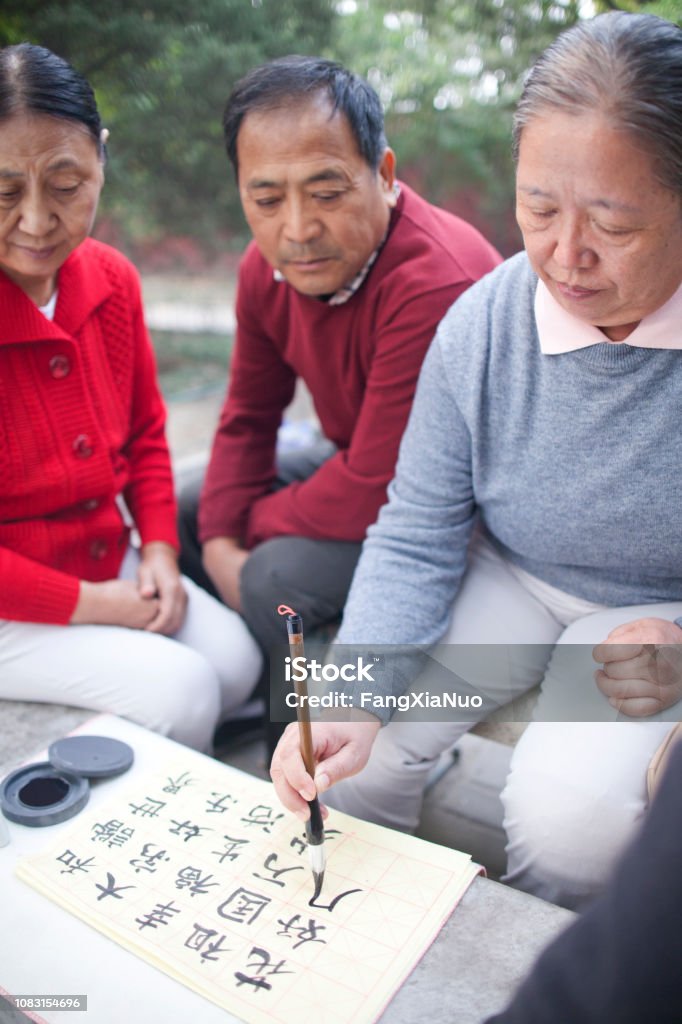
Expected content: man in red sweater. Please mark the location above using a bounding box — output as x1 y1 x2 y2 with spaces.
178 56 500 744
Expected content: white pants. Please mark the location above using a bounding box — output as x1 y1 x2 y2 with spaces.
327 536 679 909
0 548 263 752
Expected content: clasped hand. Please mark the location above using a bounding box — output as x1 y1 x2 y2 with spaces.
593 617 682 718
70 542 187 635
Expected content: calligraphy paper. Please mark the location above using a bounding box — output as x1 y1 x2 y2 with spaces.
16 750 479 1024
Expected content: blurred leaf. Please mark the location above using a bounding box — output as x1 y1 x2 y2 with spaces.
3 0 336 251
328 0 581 254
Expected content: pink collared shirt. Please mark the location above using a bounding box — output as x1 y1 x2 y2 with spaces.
535 279 682 354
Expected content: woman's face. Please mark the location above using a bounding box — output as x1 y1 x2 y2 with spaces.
516 111 682 341
0 112 104 305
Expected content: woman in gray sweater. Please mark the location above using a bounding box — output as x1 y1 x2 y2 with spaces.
271 12 682 910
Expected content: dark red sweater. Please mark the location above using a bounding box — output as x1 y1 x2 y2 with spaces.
0 239 178 624
199 184 501 547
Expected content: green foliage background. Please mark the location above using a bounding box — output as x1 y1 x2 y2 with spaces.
2 0 680 260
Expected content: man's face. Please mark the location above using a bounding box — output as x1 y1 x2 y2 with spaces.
237 95 396 297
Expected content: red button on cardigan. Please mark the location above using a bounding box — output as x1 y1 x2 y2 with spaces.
72 434 93 458
49 354 71 379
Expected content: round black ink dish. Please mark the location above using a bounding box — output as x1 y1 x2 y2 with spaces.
0 736 133 827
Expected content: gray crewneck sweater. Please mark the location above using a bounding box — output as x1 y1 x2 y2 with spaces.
338 252 682 648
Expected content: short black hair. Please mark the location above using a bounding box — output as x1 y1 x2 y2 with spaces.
223 55 387 178
0 42 103 154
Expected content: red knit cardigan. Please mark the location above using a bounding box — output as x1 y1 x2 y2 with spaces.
0 238 178 624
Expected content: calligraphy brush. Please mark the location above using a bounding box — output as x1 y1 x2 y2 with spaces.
280 608 326 899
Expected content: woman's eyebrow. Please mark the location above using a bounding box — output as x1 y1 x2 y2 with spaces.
585 196 641 213
517 184 641 214
46 157 82 172
0 158 83 178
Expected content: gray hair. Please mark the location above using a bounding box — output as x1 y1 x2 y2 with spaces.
512 12 682 195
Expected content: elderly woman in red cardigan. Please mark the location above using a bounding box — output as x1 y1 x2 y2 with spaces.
0 43 262 750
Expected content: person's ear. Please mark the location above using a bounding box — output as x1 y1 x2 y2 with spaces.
378 147 397 204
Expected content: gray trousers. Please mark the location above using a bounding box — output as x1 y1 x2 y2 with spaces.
177 442 363 749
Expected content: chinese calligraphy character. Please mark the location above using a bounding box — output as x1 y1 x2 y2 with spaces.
90 819 135 849
169 819 212 842
210 835 250 864
234 947 293 992
309 888 363 912
289 836 307 856
276 914 327 949
95 872 136 901
184 923 231 964
252 852 304 888
290 829 341 856
205 791 237 814
129 842 171 874
56 850 95 875
128 797 166 819
135 901 181 931
175 866 219 897
163 771 196 795
217 887 271 925
240 804 284 834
